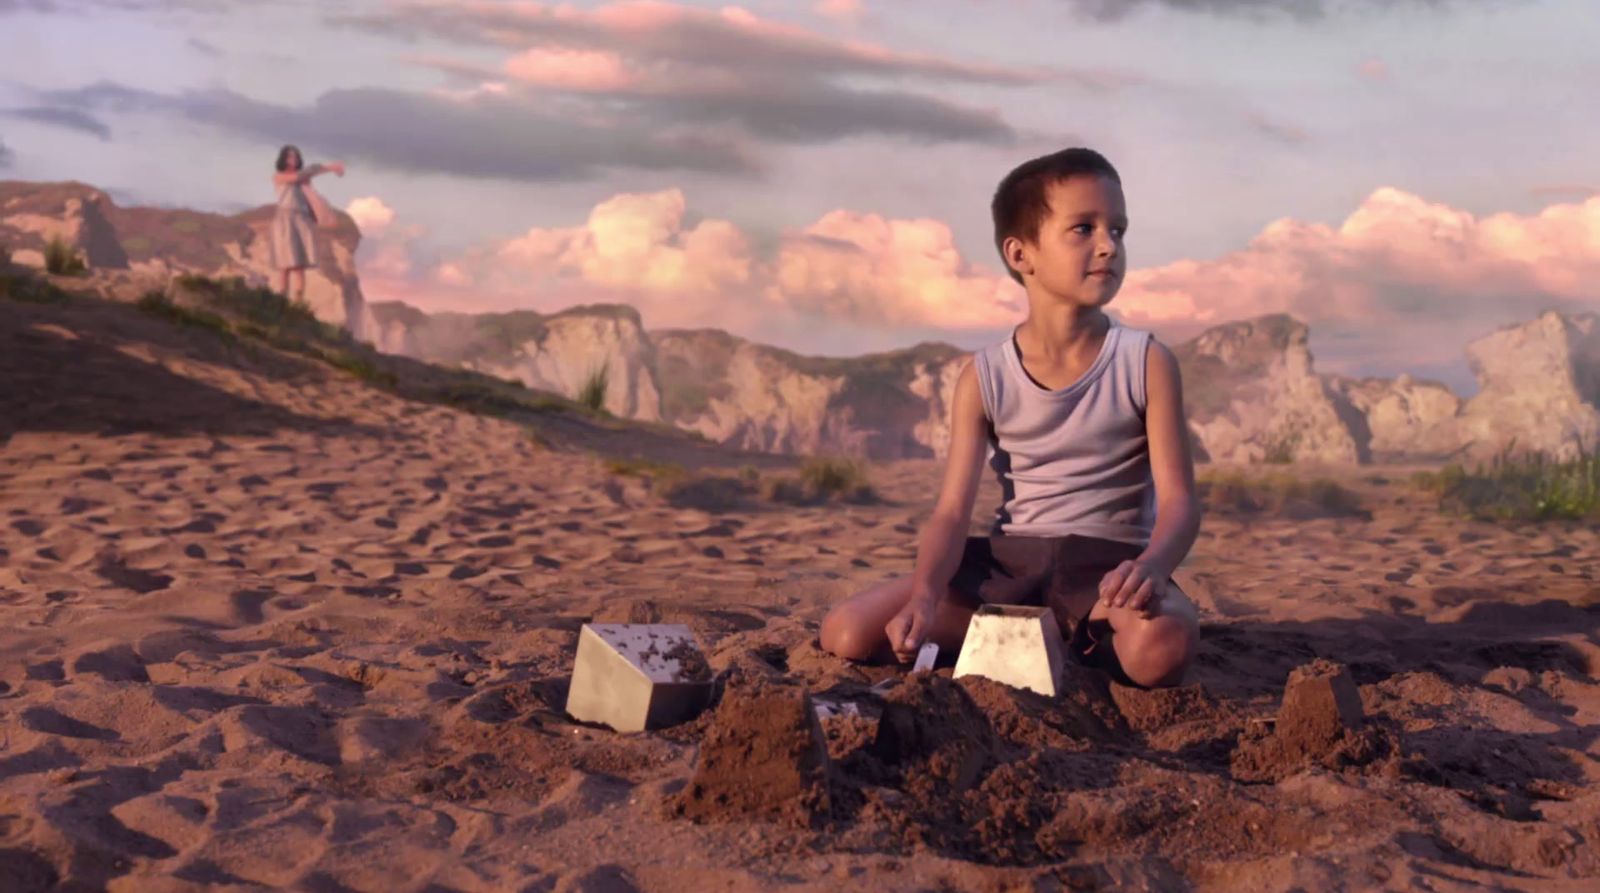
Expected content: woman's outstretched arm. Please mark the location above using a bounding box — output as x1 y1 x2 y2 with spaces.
274 162 344 186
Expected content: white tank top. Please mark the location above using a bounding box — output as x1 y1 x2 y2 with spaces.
972 320 1156 545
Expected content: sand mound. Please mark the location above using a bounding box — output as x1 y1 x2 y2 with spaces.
672 681 832 827
839 674 1132 863
1231 659 1394 782
867 675 1013 795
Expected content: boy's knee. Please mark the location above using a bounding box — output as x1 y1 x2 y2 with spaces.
1120 613 1198 688
819 609 879 662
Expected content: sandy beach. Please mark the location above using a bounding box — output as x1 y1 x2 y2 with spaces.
2 292 1598 892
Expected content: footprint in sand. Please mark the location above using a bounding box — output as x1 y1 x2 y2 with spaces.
228 589 274 624
225 704 342 767
21 706 120 741
70 644 150 683
94 557 173 594
109 793 210 854
0 847 59 891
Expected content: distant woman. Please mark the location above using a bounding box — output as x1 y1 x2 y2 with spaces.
271 144 344 302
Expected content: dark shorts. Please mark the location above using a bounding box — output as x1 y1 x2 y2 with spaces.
948 533 1147 660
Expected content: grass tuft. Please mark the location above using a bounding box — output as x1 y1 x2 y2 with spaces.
1412 441 1600 522
1198 469 1367 519
0 269 72 304
1259 430 1300 465
765 456 878 506
322 349 398 387
135 290 232 338
578 363 611 414
604 457 687 482
44 236 87 276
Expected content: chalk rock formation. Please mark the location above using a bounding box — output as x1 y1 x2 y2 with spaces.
0 180 372 339
1 187 128 270
369 302 663 421
1326 373 1463 461
653 330 966 459
1447 310 1600 460
1175 314 1367 464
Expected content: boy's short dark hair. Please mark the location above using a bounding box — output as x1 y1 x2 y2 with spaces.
991 148 1122 285
275 144 303 173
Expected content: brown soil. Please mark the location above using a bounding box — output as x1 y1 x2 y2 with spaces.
672 681 832 827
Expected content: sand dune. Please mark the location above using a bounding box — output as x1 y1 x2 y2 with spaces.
1 292 1597 892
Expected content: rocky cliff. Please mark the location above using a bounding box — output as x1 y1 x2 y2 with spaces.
1174 314 1369 464
1326 373 1463 461
369 302 662 421
0 180 372 339
653 330 965 459
368 298 1600 464
1446 310 1600 461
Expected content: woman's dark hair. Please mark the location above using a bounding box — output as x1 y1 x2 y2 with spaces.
275 144 304 173
991 148 1122 285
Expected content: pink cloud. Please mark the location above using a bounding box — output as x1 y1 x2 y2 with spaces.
487 189 754 294
1357 57 1389 81
815 0 864 21
345 195 429 285
503 47 637 91
397 189 759 327
392 0 1046 86
366 188 1021 333
772 211 1024 328
1115 187 1600 370
345 196 396 233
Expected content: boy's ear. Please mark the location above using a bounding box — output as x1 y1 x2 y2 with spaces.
1002 235 1032 279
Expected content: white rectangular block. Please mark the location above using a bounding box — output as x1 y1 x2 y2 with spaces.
565 623 713 732
952 605 1066 697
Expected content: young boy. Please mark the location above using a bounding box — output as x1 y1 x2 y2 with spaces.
819 148 1201 689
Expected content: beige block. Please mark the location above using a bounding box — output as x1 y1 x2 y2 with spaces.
952 605 1066 697
565 624 713 732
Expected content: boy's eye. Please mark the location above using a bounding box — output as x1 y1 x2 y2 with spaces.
1071 224 1093 235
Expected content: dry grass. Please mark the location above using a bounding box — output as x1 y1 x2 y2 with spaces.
136 290 233 338
44 236 87 276
1198 469 1368 519
578 364 611 414
764 456 878 506
1413 443 1600 522
0 269 72 304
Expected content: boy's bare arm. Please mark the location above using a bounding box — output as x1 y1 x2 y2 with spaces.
885 359 989 660
1103 340 1203 610
910 359 989 598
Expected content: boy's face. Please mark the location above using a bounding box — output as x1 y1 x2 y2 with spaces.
1008 174 1128 308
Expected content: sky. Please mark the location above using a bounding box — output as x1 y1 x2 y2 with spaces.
1 0 1597 394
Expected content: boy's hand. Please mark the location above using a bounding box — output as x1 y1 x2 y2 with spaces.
885 590 939 664
1099 559 1167 613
